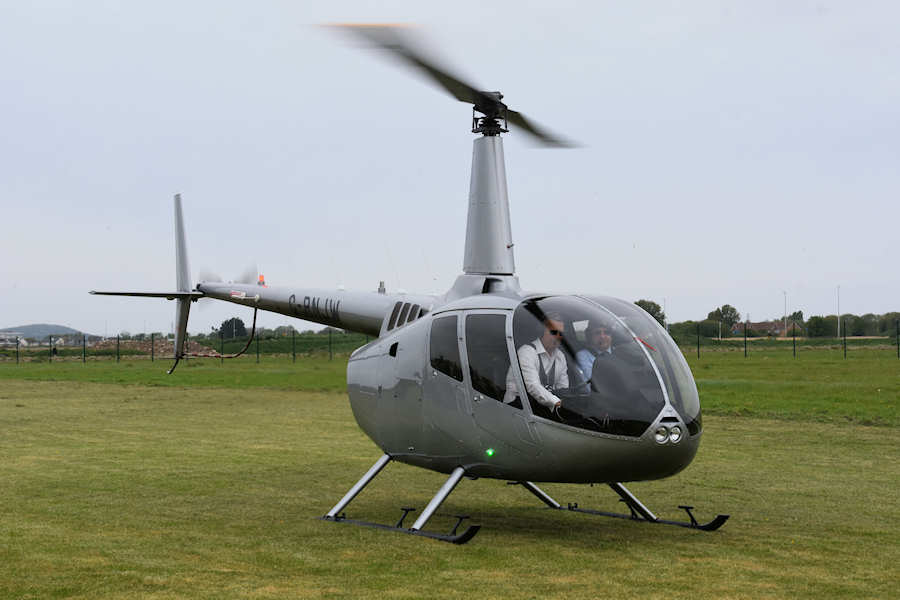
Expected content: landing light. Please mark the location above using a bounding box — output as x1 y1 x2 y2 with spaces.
669 426 683 444
654 427 668 444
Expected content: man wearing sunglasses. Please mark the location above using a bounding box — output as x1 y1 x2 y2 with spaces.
504 312 569 412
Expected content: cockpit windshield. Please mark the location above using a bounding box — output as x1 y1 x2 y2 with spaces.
584 296 701 435
509 296 698 437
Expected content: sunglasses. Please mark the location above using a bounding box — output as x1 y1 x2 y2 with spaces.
548 329 564 337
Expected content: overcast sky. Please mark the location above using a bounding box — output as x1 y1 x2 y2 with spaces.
2 1 897 336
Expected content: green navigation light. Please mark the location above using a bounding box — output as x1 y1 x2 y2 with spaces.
485 448 495 457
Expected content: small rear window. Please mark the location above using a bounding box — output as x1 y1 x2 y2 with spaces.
387 302 402 330
407 304 420 324
397 303 411 326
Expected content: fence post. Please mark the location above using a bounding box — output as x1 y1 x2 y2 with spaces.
83 335 86 363
16 337 19 364
843 325 847 359
220 330 224 365
696 323 700 359
48 335 52 363
792 323 796 358
116 335 120 363
329 329 333 361
256 334 259 363
150 333 154 362
292 329 296 363
896 319 899 359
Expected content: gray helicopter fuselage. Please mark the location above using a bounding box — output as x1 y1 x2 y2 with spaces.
346 277 702 484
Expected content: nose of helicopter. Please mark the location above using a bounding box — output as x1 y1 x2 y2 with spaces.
526 415 702 484
597 423 702 483
631 421 702 481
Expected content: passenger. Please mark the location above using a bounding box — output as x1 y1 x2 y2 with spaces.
576 320 613 383
504 312 569 412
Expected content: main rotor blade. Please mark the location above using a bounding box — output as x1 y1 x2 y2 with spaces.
330 24 576 147
332 24 489 107
507 109 575 148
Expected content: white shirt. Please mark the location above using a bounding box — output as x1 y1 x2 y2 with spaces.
504 338 569 409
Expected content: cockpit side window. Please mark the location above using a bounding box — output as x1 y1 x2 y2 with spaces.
430 316 463 381
464 313 513 406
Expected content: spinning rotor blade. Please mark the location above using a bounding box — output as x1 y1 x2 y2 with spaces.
235 264 258 285
197 269 223 283
197 264 256 285
331 24 575 147
506 109 573 148
333 25 487 107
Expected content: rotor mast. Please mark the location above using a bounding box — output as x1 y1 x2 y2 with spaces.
463 113 515 275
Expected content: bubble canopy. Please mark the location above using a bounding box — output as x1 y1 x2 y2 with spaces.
510 296 701 438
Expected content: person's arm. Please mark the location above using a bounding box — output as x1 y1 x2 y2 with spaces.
518 345 562 409
575 349 592 382
502 364 519 403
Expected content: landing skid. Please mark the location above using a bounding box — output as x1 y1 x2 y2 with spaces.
321 454 481 544
321 455 728 545
322 514 481 544
516 480 729 532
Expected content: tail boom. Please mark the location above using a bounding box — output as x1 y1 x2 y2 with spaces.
197 282 435 338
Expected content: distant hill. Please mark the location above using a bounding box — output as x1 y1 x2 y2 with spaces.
0 324 85 339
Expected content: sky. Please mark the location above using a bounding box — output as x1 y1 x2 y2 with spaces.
1 1 897 336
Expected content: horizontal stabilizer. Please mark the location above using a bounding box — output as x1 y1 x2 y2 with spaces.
89 290 204 300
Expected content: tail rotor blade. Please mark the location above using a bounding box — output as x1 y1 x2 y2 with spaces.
197 269 223 283
235 264 258 285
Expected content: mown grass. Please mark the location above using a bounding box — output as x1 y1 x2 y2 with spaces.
1 351 898 599
686 348 899 426
0 354 349 393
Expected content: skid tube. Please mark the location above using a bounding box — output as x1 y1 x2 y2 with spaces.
515 481 729 532
322 454 481 544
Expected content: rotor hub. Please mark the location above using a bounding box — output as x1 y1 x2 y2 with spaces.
471 91 508 136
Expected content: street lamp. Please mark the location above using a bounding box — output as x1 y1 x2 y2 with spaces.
783 291 787 338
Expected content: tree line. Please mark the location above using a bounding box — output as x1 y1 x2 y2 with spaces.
633 299 900 339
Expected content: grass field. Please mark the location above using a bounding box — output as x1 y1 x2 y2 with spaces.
1 350 898 599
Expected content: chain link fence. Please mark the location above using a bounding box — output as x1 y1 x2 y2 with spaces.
0 330 371 363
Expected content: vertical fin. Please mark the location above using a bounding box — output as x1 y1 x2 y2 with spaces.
169 194 192 373
174 193 191 293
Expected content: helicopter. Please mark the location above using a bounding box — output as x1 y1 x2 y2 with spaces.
92 25 728 544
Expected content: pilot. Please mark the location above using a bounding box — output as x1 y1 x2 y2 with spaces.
575 320 613 383
504 312 569 412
